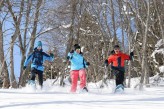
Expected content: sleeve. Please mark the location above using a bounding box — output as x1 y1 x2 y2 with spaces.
107 55 113 64
83 58 88 68
123 53 130 60
24 53 33 67
43 52 54 62
67 52 73 60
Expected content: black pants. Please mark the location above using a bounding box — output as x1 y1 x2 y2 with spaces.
111 66 125 86
31 68 43 86
113 71 124 86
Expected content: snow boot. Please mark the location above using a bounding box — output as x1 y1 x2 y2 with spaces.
27 80 36 90
79 87 89 93
82 87 88 92
114 84 124 93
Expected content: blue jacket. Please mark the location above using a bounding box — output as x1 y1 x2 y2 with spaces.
68 51 88 70
24 48 54 72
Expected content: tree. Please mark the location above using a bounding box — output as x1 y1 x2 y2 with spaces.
0 0 10 88
19 0 43 87
6 0 25 88
139 0 150 90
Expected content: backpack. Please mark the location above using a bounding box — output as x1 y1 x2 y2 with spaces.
32 51 43 66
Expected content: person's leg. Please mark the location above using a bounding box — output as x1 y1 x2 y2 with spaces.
115 71 124 86
37 70 43 88
70 70 79 92
30 68 36 81
28 68 36 85
79 69 87 89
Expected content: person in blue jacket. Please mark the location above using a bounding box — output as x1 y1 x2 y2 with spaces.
23 41 54 88
67 44 90 93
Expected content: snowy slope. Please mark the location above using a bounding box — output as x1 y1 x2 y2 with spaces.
0 79 164 109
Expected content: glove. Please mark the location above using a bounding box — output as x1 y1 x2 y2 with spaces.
104 59 108 66
67 56 70 60
110 50 115 55
67 50 74 60
70 50 74 53
130 52 134 57
86 62 90 66
50 53 54 58
23 66 26 70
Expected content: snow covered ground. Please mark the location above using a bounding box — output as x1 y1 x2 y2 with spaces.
0 79 164 109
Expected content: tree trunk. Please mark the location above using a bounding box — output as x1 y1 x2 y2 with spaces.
0 21 10 88
28 0 43 54
152 0 164 40
0 1 10 88
110 0 117 45
9 41 17 88
18 0 32 87
144 55 150 86
7 0 25 88
61 0 77 86
139 0 150 90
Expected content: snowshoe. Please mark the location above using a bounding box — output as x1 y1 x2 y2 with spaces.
83 87 88 92
79 87 89 93
26 80 36 90
36 85 43 91
114 84 124 94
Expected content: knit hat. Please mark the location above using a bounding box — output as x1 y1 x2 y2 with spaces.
37 41 42 47
74 44 81 50
114 45 120 49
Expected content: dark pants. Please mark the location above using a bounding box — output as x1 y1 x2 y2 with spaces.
112 66 125 86
115 71 124 86
31 68 43 87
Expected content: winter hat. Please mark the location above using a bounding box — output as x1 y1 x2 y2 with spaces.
74 44 79 48
37 41 42 47
114 45 120 49
74 44 81 50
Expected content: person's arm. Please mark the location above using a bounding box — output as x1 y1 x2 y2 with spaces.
122 53 130 60
83 58 90 68
67 50 74 60
123 52 134 60
24 53 34 68
108 55 113 64
130 52 134 60
104 55 113 66
43 52 54 62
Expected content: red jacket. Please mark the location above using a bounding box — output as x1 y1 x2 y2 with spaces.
108 51 130 67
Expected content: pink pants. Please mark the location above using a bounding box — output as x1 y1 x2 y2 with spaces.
70 69 86 92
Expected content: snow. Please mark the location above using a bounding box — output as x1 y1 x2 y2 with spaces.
159 66 164 73
151 39 164 66
0 79 164 109
155 39 164 49
80 28 86 32
151 49 164 57
81 46 84 52
102 3 107 6
62 24 71 28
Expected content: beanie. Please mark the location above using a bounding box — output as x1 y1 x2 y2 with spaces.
74 44 81 50
74 44 79 48
114 45 120 49
37 41 42 47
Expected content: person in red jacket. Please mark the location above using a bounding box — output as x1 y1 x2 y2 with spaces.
105 45 134 89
